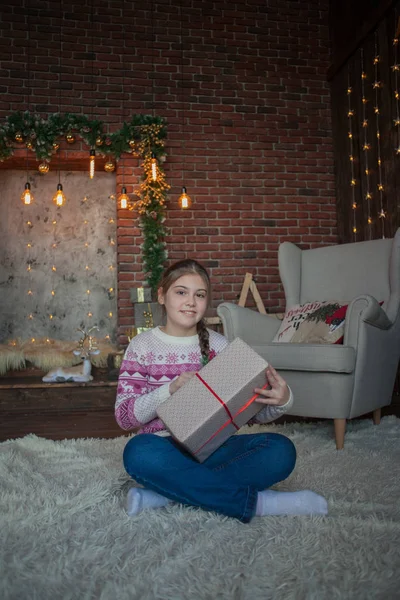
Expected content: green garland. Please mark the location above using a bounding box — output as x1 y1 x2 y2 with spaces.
0 111 169 292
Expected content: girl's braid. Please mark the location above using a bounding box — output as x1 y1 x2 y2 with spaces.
197 318 211 366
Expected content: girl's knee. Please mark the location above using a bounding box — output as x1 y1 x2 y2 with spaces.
123 434 158 476
268 433 297 477
123 434 170 480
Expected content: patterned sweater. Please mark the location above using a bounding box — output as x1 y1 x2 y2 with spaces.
115 327 293 434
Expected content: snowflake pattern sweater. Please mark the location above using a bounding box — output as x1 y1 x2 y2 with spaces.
115 326 293 434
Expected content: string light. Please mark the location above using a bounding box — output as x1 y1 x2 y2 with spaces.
84 211 93 322
393 16 400 156
178 0 193 208
361 48 372 236
26 228 34 321
374 33 386 239
347 70 357 240
21 2 33 206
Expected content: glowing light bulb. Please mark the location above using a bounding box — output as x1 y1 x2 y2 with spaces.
51 290 55 296
88 311 93 317
89 149 95 179
178 186 192 209
108 312 113 317
27 289 32 295
151 153 157 181
52 265 57 272
118 186 130 210
21 182 34 205
53 183 66 207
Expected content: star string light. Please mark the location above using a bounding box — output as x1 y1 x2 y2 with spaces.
107 197 117 335
25 220 35 323
393 18 400 156
374 33 386 239
83 205 93 321
48 217 58 322
360 49 373 235
347 72 357 239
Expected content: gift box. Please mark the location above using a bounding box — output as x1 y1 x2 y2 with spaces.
156 337 269 462
130 287 153 304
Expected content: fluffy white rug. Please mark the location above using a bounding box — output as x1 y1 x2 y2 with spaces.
1 417 400 600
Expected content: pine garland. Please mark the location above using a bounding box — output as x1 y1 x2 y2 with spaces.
0 111 169 292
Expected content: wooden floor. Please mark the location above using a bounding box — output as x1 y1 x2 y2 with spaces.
1 367 399 441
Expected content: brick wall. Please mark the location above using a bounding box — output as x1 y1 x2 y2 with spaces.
0 0 337 342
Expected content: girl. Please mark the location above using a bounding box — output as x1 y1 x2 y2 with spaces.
115 259 327 523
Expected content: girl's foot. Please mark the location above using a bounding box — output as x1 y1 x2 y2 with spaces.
126 488 171 516
256 489 328 517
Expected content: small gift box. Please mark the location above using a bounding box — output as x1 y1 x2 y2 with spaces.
134 302 164 328
130 287 153 304
156 337 269 462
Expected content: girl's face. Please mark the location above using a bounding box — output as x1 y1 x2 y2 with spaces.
158 273 209 336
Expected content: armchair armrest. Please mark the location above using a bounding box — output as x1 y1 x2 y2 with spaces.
217 302 281 342
344 295 392 346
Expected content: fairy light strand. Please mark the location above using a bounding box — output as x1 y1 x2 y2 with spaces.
83 196 93 320
48 217 58 322
393 17 400 155
26 218 34 322
360 48 373 238
374 33 386 239
347 70 357 240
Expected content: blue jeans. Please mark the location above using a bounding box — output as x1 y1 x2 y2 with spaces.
123 432 296 523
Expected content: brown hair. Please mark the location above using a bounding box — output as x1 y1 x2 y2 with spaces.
158 259 211 364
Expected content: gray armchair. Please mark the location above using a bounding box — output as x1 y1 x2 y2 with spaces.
217 229 400 449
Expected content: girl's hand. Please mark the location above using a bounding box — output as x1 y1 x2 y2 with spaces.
254 365 290 407
169 371 197 395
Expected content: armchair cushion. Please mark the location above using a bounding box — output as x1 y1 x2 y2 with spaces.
272 301 348 344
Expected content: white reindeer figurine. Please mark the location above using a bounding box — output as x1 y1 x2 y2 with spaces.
42 327 101 383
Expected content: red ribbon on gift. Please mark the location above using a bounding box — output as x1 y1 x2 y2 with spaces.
193 372 269 457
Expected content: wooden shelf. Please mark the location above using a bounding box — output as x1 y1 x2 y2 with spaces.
0 372 122 441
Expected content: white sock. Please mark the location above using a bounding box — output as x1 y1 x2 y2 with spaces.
255 489 328 517
126 487 171 516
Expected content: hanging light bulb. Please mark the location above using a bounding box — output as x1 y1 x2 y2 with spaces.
89 149 95 179
53 183 66 207
178 186 191 209
151 153 157 181
118 186 130 209
21 182 34 205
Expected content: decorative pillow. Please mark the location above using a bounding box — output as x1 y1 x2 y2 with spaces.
272 301 349 344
